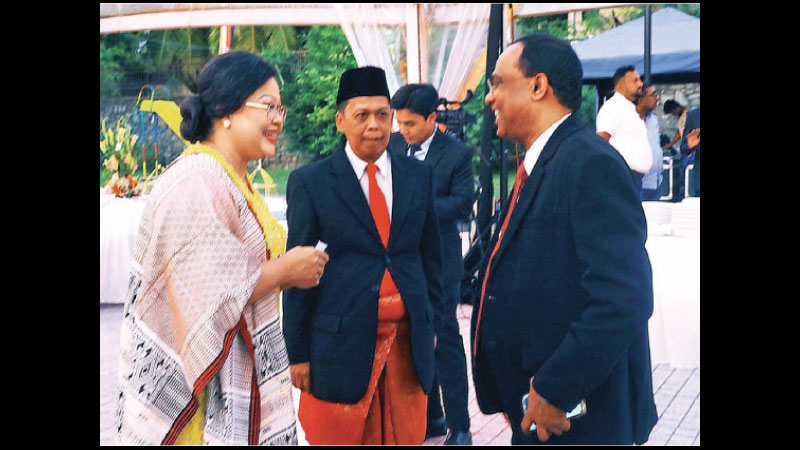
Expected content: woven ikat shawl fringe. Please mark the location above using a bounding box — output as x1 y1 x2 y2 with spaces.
116 153 297 445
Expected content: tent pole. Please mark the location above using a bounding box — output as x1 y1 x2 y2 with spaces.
406 4 422 84
644 5 652 84
497 3 515 213
219 25 232 54
477 3 503 253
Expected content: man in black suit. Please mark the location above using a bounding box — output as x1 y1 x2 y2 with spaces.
283 66 445 445
470 33 658 445
388 84 474 445
680 106 700 197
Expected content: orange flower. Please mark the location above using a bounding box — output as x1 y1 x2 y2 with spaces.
109 180 124 197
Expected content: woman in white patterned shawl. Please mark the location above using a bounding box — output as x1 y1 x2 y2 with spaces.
116 51 329 445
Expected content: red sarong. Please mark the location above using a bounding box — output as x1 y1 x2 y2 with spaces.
298 293 427 445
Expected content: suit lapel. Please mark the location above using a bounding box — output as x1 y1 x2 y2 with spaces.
423 131 447 169
388 132 408 159
490 115 583 268
330 144 384 244
388 152 415 247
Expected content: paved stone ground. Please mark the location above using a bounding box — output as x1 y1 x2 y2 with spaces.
101 303 699 446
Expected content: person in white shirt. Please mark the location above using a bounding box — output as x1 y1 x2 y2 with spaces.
596 66 651 190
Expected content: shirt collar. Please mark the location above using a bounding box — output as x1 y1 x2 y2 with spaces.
420 128 437 152
523 113 571 175
345 141 390 179
612 91 636 109
408 128 437 157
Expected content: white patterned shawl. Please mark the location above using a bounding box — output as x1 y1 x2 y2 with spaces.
116 153 297 445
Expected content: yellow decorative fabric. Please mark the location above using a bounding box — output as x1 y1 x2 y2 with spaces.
174 388 207 445
138 100 190 146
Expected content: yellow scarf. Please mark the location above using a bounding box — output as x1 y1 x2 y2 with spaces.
181 143 287 306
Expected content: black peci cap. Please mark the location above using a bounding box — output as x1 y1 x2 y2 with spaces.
336 66 391 105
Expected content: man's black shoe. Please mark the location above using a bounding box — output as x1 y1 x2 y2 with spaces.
425 416 447 439
444 429 473 445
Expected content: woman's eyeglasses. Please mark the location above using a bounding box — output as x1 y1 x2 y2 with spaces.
245 102 287 121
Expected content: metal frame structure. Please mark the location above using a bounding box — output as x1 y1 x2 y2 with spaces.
661 156 673 201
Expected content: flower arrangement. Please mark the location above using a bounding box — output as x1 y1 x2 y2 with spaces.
105 173 141 197
101 117 142 197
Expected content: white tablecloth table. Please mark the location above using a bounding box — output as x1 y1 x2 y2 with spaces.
100 192 148 304
643 199 700 368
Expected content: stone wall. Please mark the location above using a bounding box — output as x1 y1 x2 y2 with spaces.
100 96 312 172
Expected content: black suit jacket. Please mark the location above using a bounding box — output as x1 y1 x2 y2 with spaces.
283 143 445 404
470 114 658 444
388 131 474 285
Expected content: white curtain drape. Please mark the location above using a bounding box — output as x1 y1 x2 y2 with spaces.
336 3 407 98
424 3 490 102
337 3 490 104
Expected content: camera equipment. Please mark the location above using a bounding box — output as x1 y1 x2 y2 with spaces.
435 90 477 142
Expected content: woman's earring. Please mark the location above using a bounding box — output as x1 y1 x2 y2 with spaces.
223 119 231 129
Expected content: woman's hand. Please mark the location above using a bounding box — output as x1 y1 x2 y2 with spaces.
247 246 329 304
280 246 329 289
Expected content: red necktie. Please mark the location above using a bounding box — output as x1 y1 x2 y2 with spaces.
366 163 398 297
473 163 529 356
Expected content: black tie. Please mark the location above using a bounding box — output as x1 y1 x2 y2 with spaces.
408 144 422 159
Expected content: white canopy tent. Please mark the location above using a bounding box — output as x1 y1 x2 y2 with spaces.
101 3 492 102
100 3 638 103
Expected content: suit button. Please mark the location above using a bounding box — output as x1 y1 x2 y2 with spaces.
488 295 496 303
372 285 380 292
385 256 391 265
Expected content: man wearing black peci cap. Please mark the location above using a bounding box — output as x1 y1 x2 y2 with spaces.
283 66 445 445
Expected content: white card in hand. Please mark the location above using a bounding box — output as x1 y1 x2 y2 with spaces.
315 241 328 252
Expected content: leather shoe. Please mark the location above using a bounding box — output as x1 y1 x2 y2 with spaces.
444 429 472 445
425 416 447 439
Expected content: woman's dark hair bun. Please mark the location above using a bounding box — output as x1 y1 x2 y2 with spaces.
179 52 279 144
179 95 211 143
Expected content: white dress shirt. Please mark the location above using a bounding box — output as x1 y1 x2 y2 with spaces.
596 92 652 173
345 142 393 222
523 113 572 176
407 129 437 161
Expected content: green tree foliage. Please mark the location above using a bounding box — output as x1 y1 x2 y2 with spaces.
100 41 127 97
463 74 486 151
514 5 699 42
100 30 214 97
269 26 357 158
208 26 299 57
101 6 700 160
100 33 147 97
